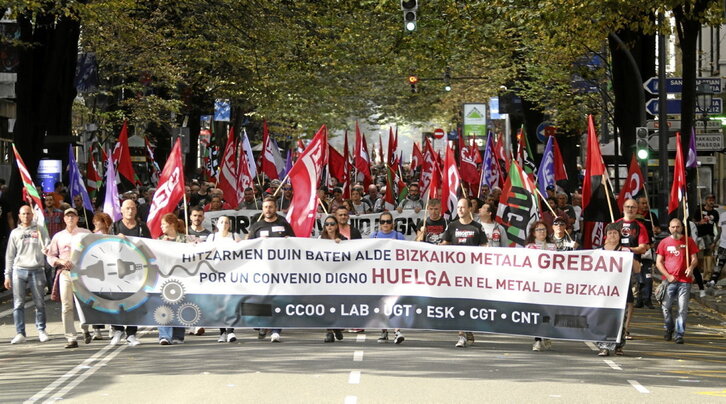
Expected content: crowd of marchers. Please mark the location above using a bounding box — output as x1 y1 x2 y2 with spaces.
2 173 723 355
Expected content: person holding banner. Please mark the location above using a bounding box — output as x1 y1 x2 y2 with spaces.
188 206 212 243
157 213 190 345
371 211 406 344
247 197 295 343
551 216 577 251
656 218 699 345
46 208 92 348
206 215 241 343
441 198 487 348
613 199 650 340
109 199 151 347
416 199 447 245
5 205 50 344
596 223 629 356
319 215 347 343
525 220 556 352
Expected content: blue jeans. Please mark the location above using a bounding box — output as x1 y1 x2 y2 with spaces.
12 268 47 335
158 327 185 341
661 281 690 338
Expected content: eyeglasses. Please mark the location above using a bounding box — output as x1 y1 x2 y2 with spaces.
624 205 637 209
283 187 292 191
380 219 393 224
324 222 337 226
535 228 547 232
553 222 565 226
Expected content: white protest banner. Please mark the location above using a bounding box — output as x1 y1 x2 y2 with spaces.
203 209 424 240
71 235 631 342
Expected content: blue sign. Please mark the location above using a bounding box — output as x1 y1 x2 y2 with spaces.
489 97 501 119
214 99 231 122
643 77 721 95
536 121 555 143
645 98 723 115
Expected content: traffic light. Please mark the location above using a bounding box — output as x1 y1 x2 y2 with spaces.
408 75 419 93
401 0 418 32
635 127 649 160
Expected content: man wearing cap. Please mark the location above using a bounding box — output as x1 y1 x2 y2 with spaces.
46 207 92 348
551 216 577 251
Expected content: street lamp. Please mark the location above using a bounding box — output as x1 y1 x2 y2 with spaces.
696 82 714 121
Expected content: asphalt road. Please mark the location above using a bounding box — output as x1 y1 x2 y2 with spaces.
0 294 724 403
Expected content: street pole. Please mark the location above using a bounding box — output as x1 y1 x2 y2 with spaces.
658 12 669 221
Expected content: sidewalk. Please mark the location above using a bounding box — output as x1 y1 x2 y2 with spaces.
692 280 726 316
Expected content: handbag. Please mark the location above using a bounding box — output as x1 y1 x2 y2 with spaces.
654 280 669 304
50 269 61 302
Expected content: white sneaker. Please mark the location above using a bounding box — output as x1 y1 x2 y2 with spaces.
110 330 123 346
532 340 542 351
270 332 281 343
227 332 237 343
394 331 405 344
126 335 141 347
542 339 552 350
38 331 49 343
171 339 184 344
92 329 104 340
218 333 227 343
700 290 707 298
11 334 26 344
455 336 466 348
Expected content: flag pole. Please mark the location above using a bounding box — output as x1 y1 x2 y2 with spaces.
603 175 616 223
683 195 691 269
641 186 658 237
183 192 189 235
416 197 430 241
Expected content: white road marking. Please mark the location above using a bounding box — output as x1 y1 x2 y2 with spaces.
584 341 598 351
603 360 622 371
628 380 650 393
353 351 364 362
344 396 358 404
348 370 361 384
25 328 150 403
356 334 366 343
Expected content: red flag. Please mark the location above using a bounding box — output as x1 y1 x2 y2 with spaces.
582 115 618 248
411 142 423 171
144 137 160 186
354 122 371 179
378 133 384 165
286 125 328 237
112 121 139 186
440 144 461 219
552 137 568 181
493 133 509 182
459 144 479 185
146 138 186 239
420 139 436 195
217 126 239 207
668 132 687 216
261 120 280 180
617 154 644 210
236 139 253 204
86 149 102 196
387 127 396 165
342 131 350 199
328 145 346 183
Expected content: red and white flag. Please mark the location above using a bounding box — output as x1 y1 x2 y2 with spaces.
86 148 102 195
111 121 139 186
12 144 46 230
440 144 461 219
354 122 371 180
261 120 281 180
147 138 186 239
286 125 328 237
236 137 253 204
217 126 239 207
459 144 479 186
342 130 350 199
411 142 423 171
420 138 436 196
617 154 644 210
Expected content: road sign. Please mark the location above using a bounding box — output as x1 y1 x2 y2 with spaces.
645 98 722 115
433 128 445 139
535 121 556 143
642 77 722 94
646 120 721 131
647 133 724 151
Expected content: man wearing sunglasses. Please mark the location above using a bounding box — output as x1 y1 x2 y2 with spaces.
441 198 488 348
551 216 577 251
370 211 405 344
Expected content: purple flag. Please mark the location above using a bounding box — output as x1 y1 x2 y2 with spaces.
686 127 698 169
283 149 293 178
68 145 94 211
479 132 496 193
103 149 122 221
536 136 555 197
